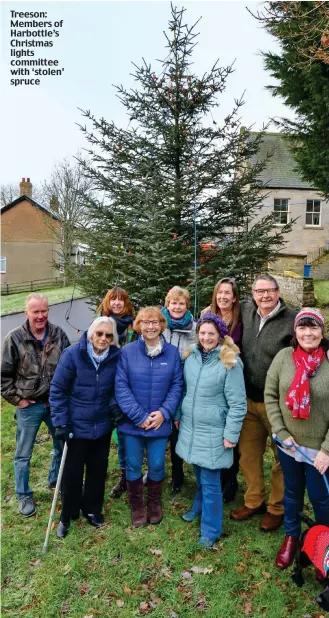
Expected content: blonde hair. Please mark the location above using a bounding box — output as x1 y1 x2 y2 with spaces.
165 286 190 309
87 317 119 348
133 307 167 334
25 293 49 309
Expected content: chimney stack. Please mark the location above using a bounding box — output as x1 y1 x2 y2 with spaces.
19 177 32 198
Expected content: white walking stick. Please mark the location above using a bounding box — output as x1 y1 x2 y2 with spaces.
42 440 69 554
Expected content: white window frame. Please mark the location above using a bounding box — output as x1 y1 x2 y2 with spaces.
305 199 321 227
273 198 289 226
0 257 6 273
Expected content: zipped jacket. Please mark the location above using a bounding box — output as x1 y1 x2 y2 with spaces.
49 332 121 440
1 320 70 406
116 336 183 438
240 298 296 402
176 344 247 469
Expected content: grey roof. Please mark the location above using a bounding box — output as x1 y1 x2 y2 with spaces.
248 132 315 190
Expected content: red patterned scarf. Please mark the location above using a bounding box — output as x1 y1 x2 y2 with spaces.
285 345 325 420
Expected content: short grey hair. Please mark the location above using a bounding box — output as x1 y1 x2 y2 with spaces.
252 274 279 290
87 317 119 348
25 293 49 309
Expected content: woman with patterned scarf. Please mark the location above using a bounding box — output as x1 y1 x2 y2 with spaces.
265 308 329 576
161 286 197 493
96 287 137 499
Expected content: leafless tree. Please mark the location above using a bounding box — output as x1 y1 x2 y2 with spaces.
42 157 94 285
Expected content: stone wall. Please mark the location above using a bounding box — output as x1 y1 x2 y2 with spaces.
270 254 306 275
275 274 315 308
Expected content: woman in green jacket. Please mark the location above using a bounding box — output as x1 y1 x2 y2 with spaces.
265 308 329 573
175 312 247 548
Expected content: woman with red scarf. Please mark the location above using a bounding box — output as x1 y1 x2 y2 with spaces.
265 308 329 573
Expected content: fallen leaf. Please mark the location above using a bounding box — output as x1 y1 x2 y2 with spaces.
150 549 162 556
83 615 93 618
262 570 271 579
124 586 132 595
51 521 56 530
149 593 162 606
196 592 208 611
139 601 149 614
190 566 213 574
234 562 246 573
160 567 172 579
181 571 192 579
5 495 12 503
63 564 72 575
244 602 253 615
116 599 124 608
77 583 92 596
29 558 42 568
169 611 178 618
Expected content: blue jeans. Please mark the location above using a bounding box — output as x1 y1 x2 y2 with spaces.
191 465 223 542
123 435 167 482
14 402 63 499
118 433 126 469
278 448 329 537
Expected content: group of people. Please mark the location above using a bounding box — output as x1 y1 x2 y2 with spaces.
2 274 329 573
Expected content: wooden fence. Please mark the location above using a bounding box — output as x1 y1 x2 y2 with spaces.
1 277 68 296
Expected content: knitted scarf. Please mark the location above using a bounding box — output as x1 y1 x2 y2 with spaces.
285 345 325 420
161 306 193 330
111 314 134 343
87 340 110 370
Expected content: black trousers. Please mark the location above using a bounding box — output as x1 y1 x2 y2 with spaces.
61 433 111 522
170 424 184 483
220 444 240 488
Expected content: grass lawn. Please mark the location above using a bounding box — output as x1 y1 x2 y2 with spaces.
314 281 329 308
1 286 85 316
1 402 324 618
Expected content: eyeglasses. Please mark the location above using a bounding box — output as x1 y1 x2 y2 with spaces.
95 331 113 339
253 288 278 296
141 320 160 326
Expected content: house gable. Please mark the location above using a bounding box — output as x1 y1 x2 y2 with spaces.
1 197 60 242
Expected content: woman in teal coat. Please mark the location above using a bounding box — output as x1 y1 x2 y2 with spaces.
175 312 247 548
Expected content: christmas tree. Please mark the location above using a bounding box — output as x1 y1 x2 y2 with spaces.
78 4 292 312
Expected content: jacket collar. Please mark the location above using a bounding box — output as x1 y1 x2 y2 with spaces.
22 319 54 342
137 334 168 356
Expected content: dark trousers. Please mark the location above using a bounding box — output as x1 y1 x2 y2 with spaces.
170 424 184 483
278 448 329 537
61 434 111 522
221 444 240 488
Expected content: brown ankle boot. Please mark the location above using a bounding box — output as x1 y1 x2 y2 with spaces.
126 478 146 527
147 478 163 525
110 469 127 498
275 535 299 569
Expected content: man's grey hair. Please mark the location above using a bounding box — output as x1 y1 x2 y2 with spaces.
25 292 49 309
252 274 279 290
87 317 119 348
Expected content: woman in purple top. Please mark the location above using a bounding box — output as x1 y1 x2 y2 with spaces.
201 277 243 502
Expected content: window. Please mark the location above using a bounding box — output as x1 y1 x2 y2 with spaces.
273 198 289 225
0 257 6 273
305 200 321 226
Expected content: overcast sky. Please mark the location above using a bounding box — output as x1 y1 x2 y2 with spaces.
1 0 294 193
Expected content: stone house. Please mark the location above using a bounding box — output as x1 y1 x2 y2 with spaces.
249 132 329 278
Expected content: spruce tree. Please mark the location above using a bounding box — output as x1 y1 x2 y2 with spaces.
252 1 329 197
78 4 291 312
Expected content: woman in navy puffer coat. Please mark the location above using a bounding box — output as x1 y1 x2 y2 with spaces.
115 306 183 528
50 317 121 537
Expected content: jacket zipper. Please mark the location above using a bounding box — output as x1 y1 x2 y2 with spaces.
188 363 203 460
95 370 99 439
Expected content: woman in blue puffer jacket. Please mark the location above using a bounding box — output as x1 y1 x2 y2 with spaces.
176 312 247 548
50 317 121 538
115 306 183 528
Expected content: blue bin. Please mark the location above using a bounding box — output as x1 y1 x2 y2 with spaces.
304 264 311 277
